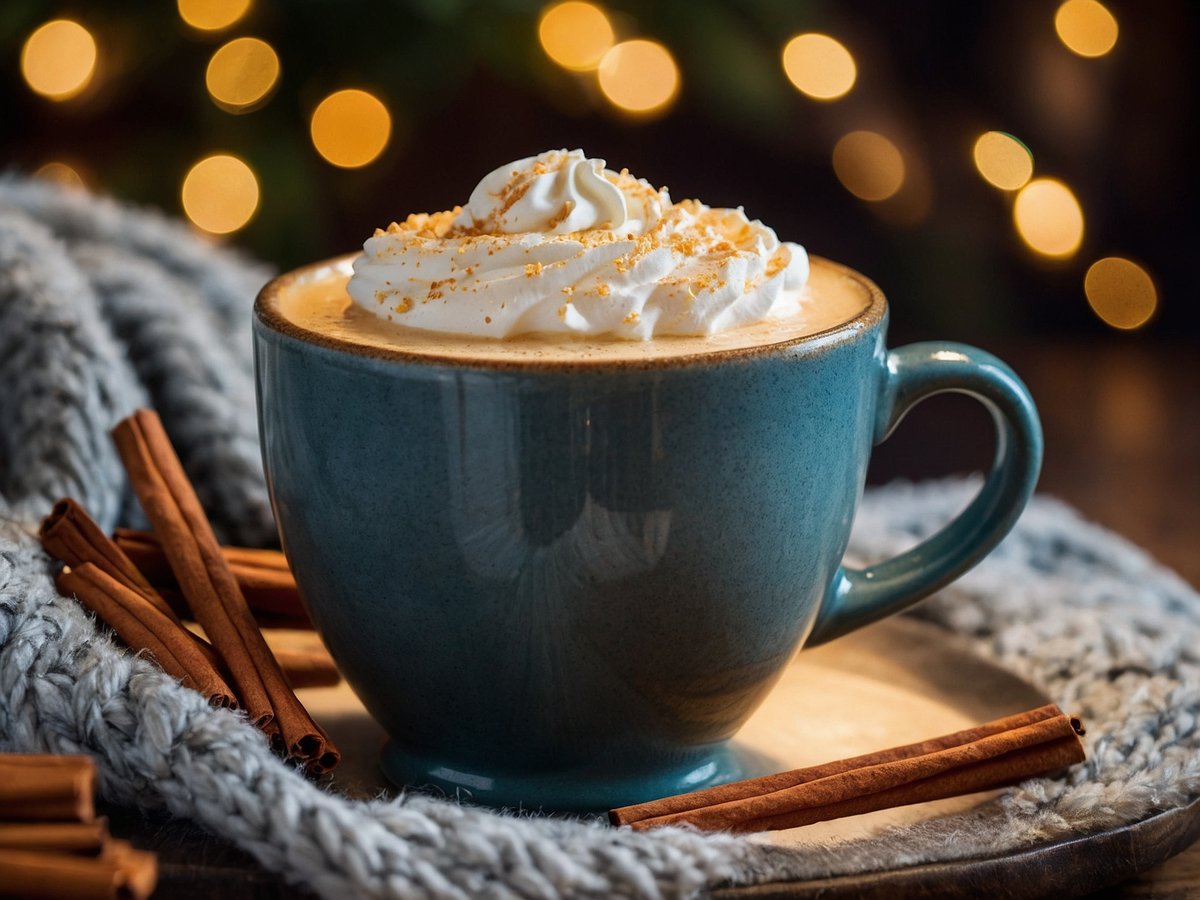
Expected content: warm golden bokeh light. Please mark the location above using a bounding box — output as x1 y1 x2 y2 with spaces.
310 89 393 168
177 0 252 32
1055 0 1119 57
538 1 614 71
1013 178 1085 258
206 37 280 113
597 39 680 116
35 161 87 189
181 154 260 235
20 19 97 101
781 33 857 101
832 131 906 202
973 131 1034 191
1085 257 1157 330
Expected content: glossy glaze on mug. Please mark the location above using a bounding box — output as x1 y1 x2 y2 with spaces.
253 257 1042 810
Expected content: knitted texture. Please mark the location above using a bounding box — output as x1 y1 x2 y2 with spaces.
1 177 1198 897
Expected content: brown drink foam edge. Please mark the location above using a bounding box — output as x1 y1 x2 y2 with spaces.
259 255 884 369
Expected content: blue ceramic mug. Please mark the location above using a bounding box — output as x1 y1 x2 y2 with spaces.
253 255 1042 810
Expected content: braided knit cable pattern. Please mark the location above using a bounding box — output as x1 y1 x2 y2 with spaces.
0 177 266 335
0 177 273 545
1 177 1198 896
0 208 145 528
72 240 273 546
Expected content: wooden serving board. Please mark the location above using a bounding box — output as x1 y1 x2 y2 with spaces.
105 618 1200 897
293 616 1046 842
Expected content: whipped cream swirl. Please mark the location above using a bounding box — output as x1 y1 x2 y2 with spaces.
347 149 809 340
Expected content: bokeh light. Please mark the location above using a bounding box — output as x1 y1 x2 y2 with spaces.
20 20 97 101
310 89 393 168
1013 178 1085 258
181 154 260 235
597 39 679 116
35 161 87 189
832 131 906 201
1085 257 1157 330
1055 0 1119 58
781 33 857 101
177 0 252 32
973 131 1034 191
206 37 280 113
538 2 614 71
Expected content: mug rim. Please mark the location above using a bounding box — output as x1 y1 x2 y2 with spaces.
254 253 887 372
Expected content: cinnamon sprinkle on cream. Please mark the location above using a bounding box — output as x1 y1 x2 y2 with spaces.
545 200 575 230
347 151 809 339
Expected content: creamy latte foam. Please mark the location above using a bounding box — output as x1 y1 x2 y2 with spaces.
274 256 874 365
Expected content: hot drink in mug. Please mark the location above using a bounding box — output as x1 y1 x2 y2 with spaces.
254 150 1042 810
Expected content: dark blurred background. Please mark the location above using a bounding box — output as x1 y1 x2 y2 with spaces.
3 0 1197 345
3 0 1198 582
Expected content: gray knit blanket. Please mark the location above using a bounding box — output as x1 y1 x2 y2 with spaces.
2 177 1198 898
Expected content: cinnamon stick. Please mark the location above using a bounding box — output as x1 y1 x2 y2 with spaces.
114 530 312 629
56 564 237 709
41 497 237 698
43 502 334 702
40 500 163 615
610 704 1085 832
101 840 158 899
0 755 95 822
110 409 337 772
0 821 108 855
40 498 207 634
0 843 156 900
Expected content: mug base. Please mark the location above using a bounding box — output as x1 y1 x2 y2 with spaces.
379 740 762 812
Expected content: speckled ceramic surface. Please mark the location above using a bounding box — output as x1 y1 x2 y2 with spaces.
253 256 1042 810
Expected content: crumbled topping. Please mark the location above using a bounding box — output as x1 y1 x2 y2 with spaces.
545 200 576 230
350 151 805 338
383 208 461 239
451 152 563 236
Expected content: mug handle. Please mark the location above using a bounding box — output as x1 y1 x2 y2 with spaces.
806 342 1043 647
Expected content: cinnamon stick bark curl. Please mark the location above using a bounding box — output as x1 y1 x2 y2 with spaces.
610 703 1085 832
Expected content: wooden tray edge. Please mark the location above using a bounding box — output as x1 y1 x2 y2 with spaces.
711 796 1200 899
